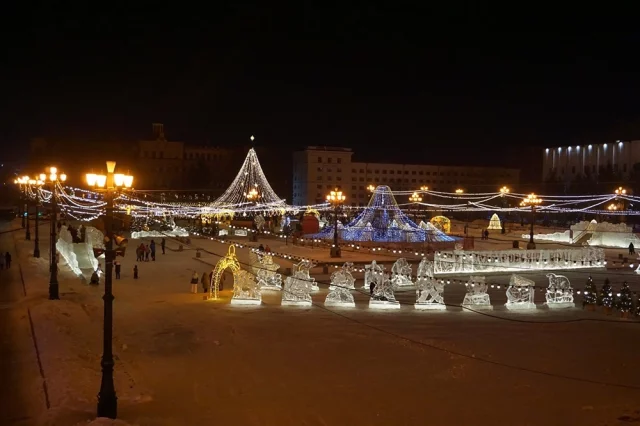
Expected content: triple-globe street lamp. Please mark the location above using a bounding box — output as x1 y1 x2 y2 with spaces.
86 161 133 419
409 191 422 222
29 177 45 258
14 176 31 238
42 167 67 300
327 188 346 258
520 193 542 249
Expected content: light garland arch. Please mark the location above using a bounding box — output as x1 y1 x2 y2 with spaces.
209 245 241 300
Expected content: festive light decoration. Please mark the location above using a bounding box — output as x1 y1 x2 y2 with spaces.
462 276 492 310
433 247 605 275
544 273 574 308
429 216 451 234
505 274 536 310
487 213 502 230
309 186 459 243
212 147 286 212
601 278 613 308
209 245 240 300
617 282 633 313
583 276 598 306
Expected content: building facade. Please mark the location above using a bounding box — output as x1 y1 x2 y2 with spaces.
135 123 234 191
293 146 520 206
542 140 640 183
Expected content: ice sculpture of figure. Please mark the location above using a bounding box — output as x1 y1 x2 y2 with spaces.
369 272 400 309
329 262 356 290
250 250 283 290
230 270 262 305
325 264 356 307
391 258 413 287
544 273 574 308
487 213 502 230
254 214 265 231
462 276 492 310
363 260 384 290
414 258 446 310
505 274 536 310
281 260 316 306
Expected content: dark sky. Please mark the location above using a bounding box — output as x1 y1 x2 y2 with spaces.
2 4 640 168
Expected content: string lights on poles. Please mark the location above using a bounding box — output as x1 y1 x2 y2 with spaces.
326 188 346 258
86 161 134 420
520 193 542 249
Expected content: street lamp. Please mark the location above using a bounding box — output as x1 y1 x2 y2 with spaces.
499 186 509 195
607 204 618 211
31 177 45 258
420 186 429 192
15 176 29 235
455 188 464 194
86 161 133 420
327 188 346 258
367 184 375 193
520 193 542 249
43 167 66 299
409 192 423 222
615 186 627 196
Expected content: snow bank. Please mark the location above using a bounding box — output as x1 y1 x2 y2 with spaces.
131 226 189 239
524 220 640 248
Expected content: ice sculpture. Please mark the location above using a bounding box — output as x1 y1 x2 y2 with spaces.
544 273 574 308
433 247 605 274
369 273 400 309
462 276 492 310
250 250 282 290
293 259 318 291
505 274 536 310
56 225 100 278
325 276 355 308
254 214 265 231
487 213 502 230
281 261 315 306
131 226 189 239
524 220 640 249
230 270 262 305
414 258 446 310
56 227 82 276
391 258 414 287
363 260 384 290
329 262 356 290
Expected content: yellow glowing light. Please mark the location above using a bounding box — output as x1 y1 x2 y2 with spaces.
615 187 627 195
209 245 240 300
367 185 375 192
420 186 429 191
455 188 464 194
409 191 422 202
499 186 510 194
326 189 346 203
39 173 46 181
86 173 97 186
96 175 107 188
430 216 451 234
114 173 125 187
49 167 57 174
520 193 542 206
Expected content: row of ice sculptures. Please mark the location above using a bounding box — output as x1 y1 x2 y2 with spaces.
224 252 575 310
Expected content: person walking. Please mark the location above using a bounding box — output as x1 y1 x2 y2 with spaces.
629 242 635 255
133 265 139 279
161 238 166 255
115 260 121 279
5 252 11 269
145 244 150 262
150 240 156 261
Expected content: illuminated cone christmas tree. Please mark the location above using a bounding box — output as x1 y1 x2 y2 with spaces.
583 276 597 306
601 278 613 308
617 282 633 313
212 145 286 211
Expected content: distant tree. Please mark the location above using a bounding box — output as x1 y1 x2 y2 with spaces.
617 282 633 313
600 278 613 309
583 276 598 307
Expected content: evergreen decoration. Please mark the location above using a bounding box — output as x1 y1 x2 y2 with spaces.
601 278 613 308
618 282 633 312
583 276 597 305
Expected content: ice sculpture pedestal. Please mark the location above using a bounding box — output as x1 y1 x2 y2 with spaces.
414 302 446 310
545 302 574 309
230 298 262 306
505 302 537 311
325 299 355 308
281 299 312 307
369 299 401 310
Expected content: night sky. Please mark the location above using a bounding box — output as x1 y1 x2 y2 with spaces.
3 4 639 171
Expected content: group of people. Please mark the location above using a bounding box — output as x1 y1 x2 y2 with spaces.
257 244 272 252
191 270 228 294
136 238 166 262
0 251 12 270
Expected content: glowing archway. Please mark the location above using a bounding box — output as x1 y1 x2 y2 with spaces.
209 245 241 299
430 216 451 234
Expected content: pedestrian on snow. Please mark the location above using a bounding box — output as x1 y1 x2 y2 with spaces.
133 265 138 279
265 245 271 253
145 245 150 261
150 240 156 261
5 252 11 269
190 271 199 293
161 238 166 255
484 229 489 240
115 260 121 279
258 244 265 252
201 272 208 293
369 281 376 296
629 242 635 255
137 243 145 261
90 270 100 285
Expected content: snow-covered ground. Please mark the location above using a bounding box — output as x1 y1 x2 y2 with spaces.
4 218 640 425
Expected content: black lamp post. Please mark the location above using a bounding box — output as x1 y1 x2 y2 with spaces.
44 167 66 300
86 161 134 420
327 188 345 258
521 193 542 250
25 198 31 241
33 178 44 258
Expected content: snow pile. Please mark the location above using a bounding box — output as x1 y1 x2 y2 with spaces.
131 226 189 239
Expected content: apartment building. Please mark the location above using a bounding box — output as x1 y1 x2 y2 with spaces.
293 146 520 206
542 140 640 183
